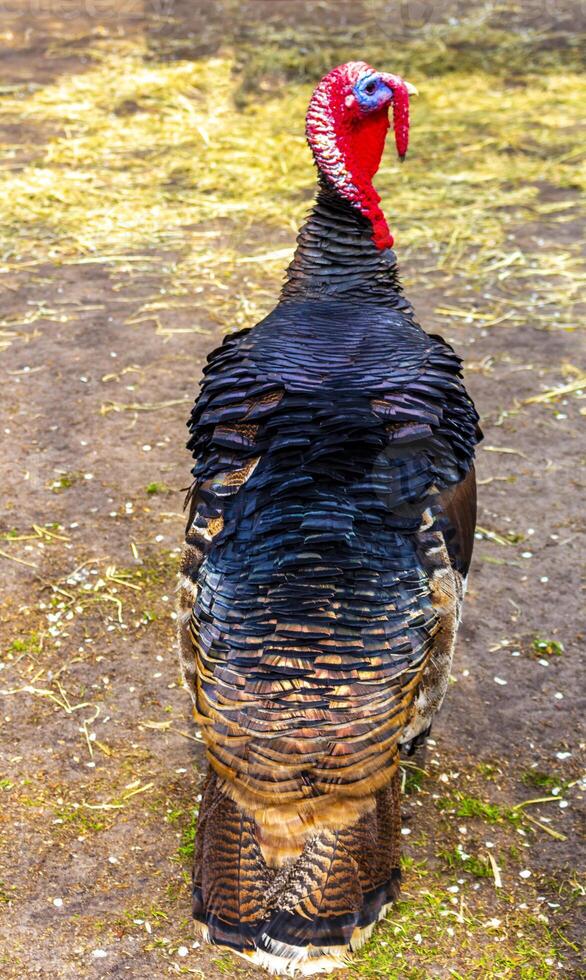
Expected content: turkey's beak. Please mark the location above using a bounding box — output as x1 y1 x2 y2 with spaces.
381 73 416 162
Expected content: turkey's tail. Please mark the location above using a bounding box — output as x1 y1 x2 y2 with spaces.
192 769 402 976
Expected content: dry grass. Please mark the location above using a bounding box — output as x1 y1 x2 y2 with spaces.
0 26 583 335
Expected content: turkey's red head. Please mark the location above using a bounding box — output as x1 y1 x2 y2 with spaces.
306 61 416 250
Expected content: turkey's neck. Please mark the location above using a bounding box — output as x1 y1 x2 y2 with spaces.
280 181 412 310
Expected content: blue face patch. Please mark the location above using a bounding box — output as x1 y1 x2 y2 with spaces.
353 74 393 112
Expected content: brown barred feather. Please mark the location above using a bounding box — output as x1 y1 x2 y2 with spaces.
191 769 402 968
193 772 274 929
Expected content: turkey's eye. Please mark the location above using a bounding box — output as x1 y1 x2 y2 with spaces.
364 80 377 95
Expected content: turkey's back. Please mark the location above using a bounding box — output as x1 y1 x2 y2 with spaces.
179 300 479 968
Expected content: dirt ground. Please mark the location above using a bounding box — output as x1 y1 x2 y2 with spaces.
0 2 584 978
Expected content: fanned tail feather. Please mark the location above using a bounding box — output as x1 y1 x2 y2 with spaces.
192 770 402 975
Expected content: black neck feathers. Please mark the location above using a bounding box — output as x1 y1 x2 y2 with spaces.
281 182 412 311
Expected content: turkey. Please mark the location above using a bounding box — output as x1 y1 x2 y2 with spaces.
177 61 480 975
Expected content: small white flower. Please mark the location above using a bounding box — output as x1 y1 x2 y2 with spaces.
53 898 63 908
177 946 189 957
519 869 532 879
